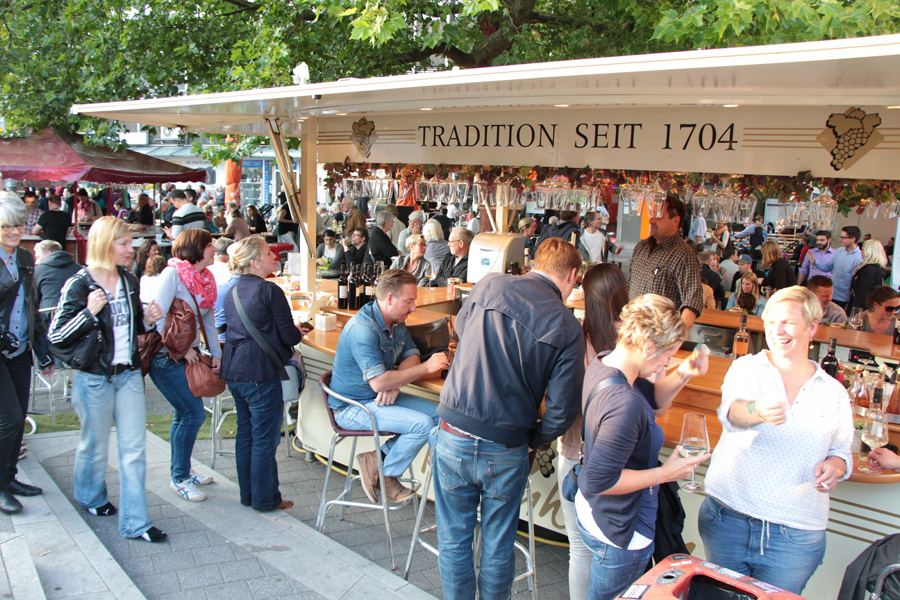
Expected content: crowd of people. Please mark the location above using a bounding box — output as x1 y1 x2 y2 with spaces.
1 183 898 599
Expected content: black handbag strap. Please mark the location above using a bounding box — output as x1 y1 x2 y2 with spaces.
231 285 288 379
579 372 629 454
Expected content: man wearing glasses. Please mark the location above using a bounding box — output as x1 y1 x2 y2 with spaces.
831 226 862 309
430 227 472 286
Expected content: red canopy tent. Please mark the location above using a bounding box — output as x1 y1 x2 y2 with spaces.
0 128 206 183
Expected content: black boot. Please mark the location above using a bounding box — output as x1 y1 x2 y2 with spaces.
8 480 42 496
0 489 23 514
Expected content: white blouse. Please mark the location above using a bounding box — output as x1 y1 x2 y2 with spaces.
705 351 853 530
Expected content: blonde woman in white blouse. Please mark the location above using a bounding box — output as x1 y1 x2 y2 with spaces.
699 286 853 595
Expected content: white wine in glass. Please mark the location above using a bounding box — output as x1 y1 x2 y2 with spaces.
858 408 889 474
679 413 710 493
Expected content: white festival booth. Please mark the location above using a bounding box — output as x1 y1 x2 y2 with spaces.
74 35 900 598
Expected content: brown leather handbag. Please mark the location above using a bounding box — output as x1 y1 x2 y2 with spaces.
137 330 162 375
161 297 195 361
183 294 226 398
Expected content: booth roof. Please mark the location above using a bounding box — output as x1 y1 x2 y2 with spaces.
0 128 207 184
71 34 900 138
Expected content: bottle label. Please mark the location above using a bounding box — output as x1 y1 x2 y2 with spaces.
366 285 375 295
339 285 348 298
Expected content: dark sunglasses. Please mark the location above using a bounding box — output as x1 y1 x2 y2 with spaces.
883 305 899 313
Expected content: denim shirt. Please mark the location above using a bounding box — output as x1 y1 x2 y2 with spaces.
328 300 419 409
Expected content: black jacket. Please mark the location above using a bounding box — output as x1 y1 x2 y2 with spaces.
763 258 796 291
431 253 469 286
700 265 725 308
47 267 147 375
439 272 584 448
0 248 50 365
34 251 81 311
838 534 900 600
365 227 398 265
536 220 581 249
849 264 885 311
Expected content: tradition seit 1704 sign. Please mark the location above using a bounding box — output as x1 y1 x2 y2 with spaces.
318 106 899 179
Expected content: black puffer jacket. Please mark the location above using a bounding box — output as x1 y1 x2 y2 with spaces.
47 267 147 375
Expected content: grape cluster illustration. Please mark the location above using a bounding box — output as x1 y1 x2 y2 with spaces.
534 446 556 478
826 107 882 171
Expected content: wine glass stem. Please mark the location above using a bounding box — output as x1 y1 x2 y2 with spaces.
690 467 696 487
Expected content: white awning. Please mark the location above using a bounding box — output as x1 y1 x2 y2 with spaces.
72 34 900 138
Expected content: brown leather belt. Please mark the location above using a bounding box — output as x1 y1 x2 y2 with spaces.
439 419 473 439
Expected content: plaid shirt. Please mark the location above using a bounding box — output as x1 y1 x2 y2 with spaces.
25 205 43 231
628 234 704 316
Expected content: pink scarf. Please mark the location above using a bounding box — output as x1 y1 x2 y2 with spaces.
169 258 217 309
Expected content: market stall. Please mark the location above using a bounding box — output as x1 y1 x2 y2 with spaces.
71 34 900 598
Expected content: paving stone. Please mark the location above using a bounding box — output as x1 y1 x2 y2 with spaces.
152 548 198 573
165 530 211 551
192 543 236 566
201 580 253 600
176 564 224 590
133 573 180 595
153 588 208 600
217 558 265 583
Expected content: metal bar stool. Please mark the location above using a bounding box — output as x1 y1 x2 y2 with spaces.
315 371 419 571
204 391 236 469
403 449 539 599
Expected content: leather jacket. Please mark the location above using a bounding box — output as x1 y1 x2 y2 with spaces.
47 267 147 375
0 247 51 365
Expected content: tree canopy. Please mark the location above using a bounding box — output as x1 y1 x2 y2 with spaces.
1 0 897 145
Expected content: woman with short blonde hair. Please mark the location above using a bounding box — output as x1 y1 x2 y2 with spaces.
390 234 432 286
227 236 270 274
700 285 851 594
423 219 450 273
575 293 705 598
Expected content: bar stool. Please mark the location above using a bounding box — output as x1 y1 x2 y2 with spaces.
403 449 539 599
315 371 420 571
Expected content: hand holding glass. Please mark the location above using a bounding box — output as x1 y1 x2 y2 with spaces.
678 413 710 493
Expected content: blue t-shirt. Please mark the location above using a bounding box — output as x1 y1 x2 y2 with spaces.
328 300 419 409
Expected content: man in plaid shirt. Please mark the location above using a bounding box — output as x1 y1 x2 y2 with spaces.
627 194 704 327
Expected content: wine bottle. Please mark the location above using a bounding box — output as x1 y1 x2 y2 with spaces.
887 369 900 415
364 264 376 304
732 312 750 358
820 337 839 378
337 266 349 310
853 366 870 408
347 265 358 310
356 264 368 308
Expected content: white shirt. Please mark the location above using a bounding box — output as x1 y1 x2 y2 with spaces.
689 215 708 242
107 279 132 365
705 352 853 530
207 261 232 287
581 229 606 263
466 218 480 234
139 274 163 304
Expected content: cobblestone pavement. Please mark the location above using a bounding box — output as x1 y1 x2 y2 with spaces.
29 378 571 599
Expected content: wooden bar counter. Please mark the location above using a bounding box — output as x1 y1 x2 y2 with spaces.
298 320 898 599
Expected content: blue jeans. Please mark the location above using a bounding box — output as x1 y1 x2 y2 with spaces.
576 519 653 600
334 393 437 477
698 496 825 595
229 380 284 511
148 353 206 483
431 427 529 600
558 455 592 600
72 369 152 538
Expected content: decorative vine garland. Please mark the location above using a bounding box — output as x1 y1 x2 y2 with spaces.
323 160 899 216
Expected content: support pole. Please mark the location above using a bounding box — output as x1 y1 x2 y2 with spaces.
266 117 313 260
299 118 318 293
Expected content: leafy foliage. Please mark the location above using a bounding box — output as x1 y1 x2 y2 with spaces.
1 0 896 155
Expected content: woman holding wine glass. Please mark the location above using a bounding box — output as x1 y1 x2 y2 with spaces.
573 293 709 600
699 286 854 595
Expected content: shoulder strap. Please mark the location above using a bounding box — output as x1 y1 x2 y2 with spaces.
579 372 629 449
187 292 212 351
230 285 288 379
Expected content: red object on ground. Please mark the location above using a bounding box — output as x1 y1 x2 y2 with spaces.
0 128 206 183
618 554 804 599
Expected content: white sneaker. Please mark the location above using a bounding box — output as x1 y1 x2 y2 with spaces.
170 479 207 502
188 471 214 486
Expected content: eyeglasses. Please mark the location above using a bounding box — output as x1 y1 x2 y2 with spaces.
0 224 25 232
883 305 899 313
